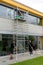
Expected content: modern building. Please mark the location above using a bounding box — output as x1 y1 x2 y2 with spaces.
0 0 43 55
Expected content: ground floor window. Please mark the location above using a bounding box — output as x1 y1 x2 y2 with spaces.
0 34 41 56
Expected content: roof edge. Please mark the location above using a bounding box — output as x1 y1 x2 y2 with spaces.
0 0 43 18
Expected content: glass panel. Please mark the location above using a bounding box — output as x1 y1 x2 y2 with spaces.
24 13 40 25
0 5 14 19
17 35 25 40
2 34 13 55
16 35 25 53
25 36 29 52
25 36 41 52
0 5 7 18
7 8 14 19
0 34 14 56
17 40 25 53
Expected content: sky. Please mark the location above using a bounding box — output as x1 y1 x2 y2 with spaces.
14 0 43 13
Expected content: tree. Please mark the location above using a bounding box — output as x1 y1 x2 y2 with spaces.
29 36 35 41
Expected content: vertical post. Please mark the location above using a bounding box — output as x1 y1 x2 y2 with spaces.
16 7 18 62
15 34 17 61
24 35 25 53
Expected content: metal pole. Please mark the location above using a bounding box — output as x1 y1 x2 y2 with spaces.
16 7 19 62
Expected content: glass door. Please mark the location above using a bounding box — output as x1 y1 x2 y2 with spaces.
16 35 25 53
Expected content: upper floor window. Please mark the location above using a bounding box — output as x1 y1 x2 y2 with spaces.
0 5 40 25
0 5 14 19
24 13 40 25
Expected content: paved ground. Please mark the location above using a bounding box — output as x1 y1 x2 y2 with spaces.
0 50 43 65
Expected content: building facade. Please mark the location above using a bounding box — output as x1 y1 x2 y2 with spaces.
0 0 43 55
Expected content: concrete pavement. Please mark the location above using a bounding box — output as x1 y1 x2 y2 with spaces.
0 50 43 65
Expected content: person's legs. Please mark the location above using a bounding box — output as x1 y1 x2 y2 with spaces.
10 54 13 60
10 50 14 60
29 50 33 55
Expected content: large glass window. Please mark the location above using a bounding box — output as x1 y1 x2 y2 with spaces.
0 5 40 25
24 13 40 25
0 5 14 19
0 34 13 56
0 34 41 56
14 9 40 25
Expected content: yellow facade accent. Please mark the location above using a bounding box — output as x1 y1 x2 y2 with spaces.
40 18 43 26
40 18 43 49
40 36 43 49
0 0 43 18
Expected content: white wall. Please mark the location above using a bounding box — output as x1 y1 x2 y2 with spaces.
15 22 43 36
0 18 43 36
0 18 16 34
